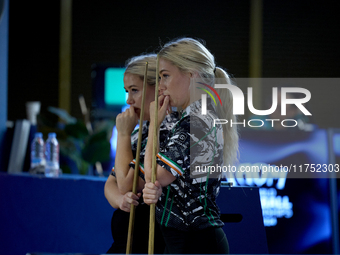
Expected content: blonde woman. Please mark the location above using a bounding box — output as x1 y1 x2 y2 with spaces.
105 54 172 254
143 38 238 254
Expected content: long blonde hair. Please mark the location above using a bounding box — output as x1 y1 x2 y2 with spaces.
159 38 239 166
124 54 157 86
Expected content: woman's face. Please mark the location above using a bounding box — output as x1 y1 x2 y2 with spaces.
123 73 155 121
158 58 191 109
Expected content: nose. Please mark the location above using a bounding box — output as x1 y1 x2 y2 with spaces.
126 93 134 105
158 78 166 95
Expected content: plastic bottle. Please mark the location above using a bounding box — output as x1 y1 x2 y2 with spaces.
45 132 60 177
31 132 45 169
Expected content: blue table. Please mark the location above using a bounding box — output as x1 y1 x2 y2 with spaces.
0 173 267 255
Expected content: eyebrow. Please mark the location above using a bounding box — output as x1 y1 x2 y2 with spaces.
160 69 169 74
124 85 138 90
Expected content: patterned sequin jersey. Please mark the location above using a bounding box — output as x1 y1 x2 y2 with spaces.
155 99 224 231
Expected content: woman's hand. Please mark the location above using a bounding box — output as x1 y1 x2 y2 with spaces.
116 106 139 136
142 181 162 205
149 95 170 127
118 192 141 212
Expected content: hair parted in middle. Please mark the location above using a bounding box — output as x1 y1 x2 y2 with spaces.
158 37 239 167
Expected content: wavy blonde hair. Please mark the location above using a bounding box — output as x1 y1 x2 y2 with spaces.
124 54 157 86
159 38 239 166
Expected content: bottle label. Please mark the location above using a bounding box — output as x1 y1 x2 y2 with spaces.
32 158 42 164
31 137 45 168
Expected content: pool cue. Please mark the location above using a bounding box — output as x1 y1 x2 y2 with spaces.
126 62 148 254
148 55 160 255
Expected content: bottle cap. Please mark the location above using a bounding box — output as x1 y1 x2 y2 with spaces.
48 132 57 138
34 132 43 138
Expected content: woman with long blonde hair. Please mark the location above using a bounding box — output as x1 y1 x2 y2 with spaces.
143 38 238 254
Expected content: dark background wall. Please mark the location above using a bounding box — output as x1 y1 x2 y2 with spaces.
263 0 340 78
7 0 340 126
8 1 60 120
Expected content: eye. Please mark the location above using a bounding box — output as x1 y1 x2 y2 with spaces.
159 74 169 81
132 89 138 93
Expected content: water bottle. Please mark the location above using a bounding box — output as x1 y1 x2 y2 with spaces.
31 132 45 169
45 132 60 177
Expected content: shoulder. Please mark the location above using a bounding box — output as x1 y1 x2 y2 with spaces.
190 110 220 136
184 99 219 130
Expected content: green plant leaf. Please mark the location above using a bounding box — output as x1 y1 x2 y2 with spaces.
64 121 89 139
81 132 111 164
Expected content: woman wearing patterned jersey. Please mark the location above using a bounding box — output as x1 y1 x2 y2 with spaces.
104 54 168 254
143 38 239 254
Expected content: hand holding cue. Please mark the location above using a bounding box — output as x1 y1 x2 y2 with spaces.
148 55 160 255
126 62 148 254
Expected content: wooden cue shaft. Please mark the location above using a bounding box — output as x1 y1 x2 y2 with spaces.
148 55 160 254
126 62 149 254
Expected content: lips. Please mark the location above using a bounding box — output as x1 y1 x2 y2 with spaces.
159 95 166 107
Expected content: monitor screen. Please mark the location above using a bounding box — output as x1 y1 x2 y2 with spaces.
91 63 128 118
104 67 126 106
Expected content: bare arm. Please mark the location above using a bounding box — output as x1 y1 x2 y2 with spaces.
114 106 139 194
104 174 142 212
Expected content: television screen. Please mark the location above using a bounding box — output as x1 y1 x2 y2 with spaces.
104 67 126 106
91 63 128 118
